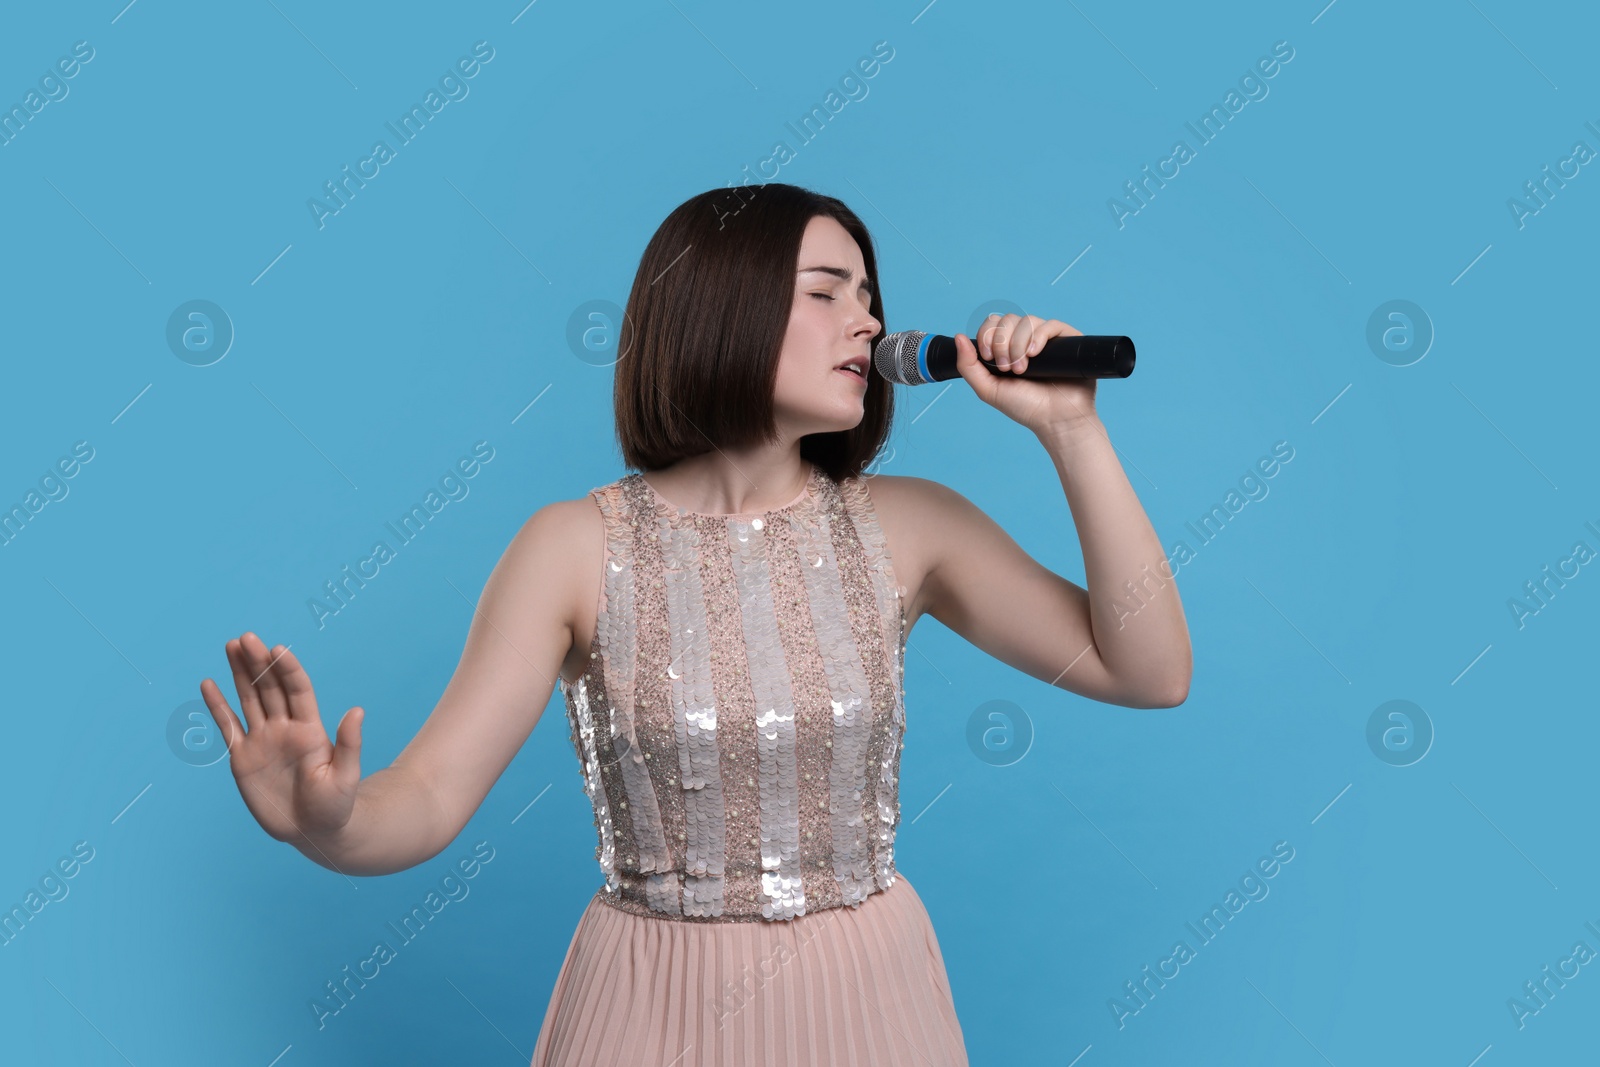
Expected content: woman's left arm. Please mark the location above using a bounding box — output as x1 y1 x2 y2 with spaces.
930 312 1192 708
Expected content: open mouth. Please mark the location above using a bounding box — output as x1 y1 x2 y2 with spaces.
836 357 869 381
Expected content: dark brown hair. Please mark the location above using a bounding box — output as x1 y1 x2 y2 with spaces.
612 183 893 482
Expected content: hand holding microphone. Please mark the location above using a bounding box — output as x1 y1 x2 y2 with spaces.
873 316 1135 384
873 313 1132 436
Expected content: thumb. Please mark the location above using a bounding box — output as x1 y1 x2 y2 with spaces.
953 333 996 403
330 706 364 786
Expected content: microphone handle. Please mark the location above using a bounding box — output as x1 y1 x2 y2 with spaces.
925 333 1136 380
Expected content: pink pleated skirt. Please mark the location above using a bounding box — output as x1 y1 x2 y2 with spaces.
529 873 968 1066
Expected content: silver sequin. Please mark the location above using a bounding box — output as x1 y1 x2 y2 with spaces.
790 502 875 906
561 466 904 923
730 518 807 920
567 676 618 895
660 515 727 917
595 487 674 879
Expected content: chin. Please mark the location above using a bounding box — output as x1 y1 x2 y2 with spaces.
794 414 861 439
780 392 865 435
829 409 866 433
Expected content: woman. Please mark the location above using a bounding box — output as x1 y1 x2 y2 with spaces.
199 183 1192 1065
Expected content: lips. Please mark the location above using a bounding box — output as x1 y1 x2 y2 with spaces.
835 355 869 379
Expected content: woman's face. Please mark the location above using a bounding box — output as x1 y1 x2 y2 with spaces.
772 214 882 438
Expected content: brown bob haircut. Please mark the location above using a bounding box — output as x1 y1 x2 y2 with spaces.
612 183 894 482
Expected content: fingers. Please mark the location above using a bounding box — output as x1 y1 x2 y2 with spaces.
1011 316 1038 373
962 314 1084 389
976 315 998 363
954 333 996 403
266 645 322 724
330 706 364 788
198 677 247 751
239 632 291 720
224 638 267 731
995 315 1087 371
980 314 1037 373
1022 315 1052 362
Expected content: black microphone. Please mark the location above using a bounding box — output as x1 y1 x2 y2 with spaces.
873 330 1135 386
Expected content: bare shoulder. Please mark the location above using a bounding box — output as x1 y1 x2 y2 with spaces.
857 472 968 521
505 494 602 578
856 472 1043 634
855 473 969 633
497 493 605 683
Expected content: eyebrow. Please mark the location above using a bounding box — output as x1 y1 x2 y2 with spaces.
798 265 874 297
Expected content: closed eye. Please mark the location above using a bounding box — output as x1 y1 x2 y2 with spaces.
810 293 835 301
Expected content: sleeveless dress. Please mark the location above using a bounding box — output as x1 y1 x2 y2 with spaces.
531 462 969 1066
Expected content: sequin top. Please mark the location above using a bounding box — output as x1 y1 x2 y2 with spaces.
556 462 907 923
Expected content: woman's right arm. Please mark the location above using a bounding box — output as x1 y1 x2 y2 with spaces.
200 497 600 877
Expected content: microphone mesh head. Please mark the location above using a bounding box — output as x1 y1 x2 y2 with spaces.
873 330 928 385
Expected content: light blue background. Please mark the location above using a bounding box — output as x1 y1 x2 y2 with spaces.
2 1 1596 1063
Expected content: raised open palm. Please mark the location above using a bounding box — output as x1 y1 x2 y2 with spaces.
199 632 365 847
